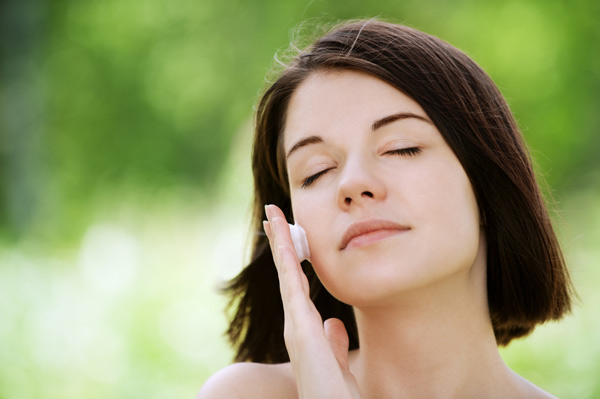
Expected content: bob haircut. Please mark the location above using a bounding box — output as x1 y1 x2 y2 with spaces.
225 19 573 364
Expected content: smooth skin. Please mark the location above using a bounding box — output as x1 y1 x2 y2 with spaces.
198 71 557 399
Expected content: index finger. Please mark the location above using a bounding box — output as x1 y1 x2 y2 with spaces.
264 205 296 268
264 205 312 308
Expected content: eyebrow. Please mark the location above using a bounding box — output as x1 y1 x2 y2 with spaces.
286 135 324 160
285 112 432 159
371 112 432 131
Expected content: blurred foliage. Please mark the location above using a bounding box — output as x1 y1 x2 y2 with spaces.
1 0 599 240
1 0 599 398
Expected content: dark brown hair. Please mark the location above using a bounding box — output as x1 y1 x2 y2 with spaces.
225 19 574 363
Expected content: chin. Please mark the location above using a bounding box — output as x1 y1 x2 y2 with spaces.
315 266 415 306
315 253 476 307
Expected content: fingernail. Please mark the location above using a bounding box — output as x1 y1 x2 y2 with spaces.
263 220 271 238
265 204 272 220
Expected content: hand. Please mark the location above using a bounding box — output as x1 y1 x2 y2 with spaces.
264 204 361 399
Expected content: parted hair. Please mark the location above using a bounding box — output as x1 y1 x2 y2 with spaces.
224 19 574 363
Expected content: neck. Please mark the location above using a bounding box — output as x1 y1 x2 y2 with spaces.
350 258 513 398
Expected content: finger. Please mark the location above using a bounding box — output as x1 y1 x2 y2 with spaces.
265 203 284 223
264 205 295 267
278 243 313 314
270 215 297 269
270 217 288 274
275 224 311 297
263 220 273 242
263 220 281 272
266 205 295 248
265 205 320 326
324 318 350 371
269 214 294 248
265 216 300 296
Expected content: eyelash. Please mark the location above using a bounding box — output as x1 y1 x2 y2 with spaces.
301 167 334 188
384 147 422 157
300 147 422 188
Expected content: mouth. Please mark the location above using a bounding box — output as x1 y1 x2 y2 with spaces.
339 219 411 250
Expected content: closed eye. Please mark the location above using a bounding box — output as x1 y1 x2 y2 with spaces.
301 167 334 188
301 148 420 188
385 147 422 157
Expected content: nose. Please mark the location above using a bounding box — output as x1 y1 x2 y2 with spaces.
336 156 386 210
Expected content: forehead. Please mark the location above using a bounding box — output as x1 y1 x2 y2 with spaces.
283 70 428 149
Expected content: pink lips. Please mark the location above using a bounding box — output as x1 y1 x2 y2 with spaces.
339 219 410 250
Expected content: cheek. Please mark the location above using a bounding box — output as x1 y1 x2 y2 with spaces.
290 193 342 293
417 160 481 266
441 166 479 229
290 193 332 258
412 151 479 222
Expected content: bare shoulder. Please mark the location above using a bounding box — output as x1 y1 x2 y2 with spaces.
197 362 296 399
509 370 558 399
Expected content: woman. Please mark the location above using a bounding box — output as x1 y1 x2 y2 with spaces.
199 19 573 398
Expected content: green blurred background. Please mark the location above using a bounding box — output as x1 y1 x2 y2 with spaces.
1 0 599 397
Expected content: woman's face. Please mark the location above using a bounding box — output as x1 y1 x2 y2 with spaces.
283 70 484 306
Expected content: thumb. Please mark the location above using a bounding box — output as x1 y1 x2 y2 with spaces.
324 318 350 371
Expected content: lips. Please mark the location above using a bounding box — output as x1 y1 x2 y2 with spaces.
339 219 411 250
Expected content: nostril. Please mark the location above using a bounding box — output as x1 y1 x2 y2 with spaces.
362 191 374 198
345 197 352 205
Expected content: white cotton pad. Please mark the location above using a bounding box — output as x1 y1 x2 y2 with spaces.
289 223 311 262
